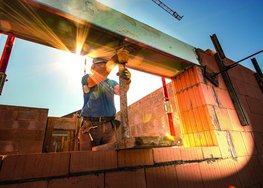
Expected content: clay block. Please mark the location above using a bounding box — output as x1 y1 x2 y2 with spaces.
146 165 178 188
176 163 203 188
0 152 70 181
48 174 104 188
0 181 47 188
105 169 146 188
152 147 181 163
118 149 153 168
70 150 117 173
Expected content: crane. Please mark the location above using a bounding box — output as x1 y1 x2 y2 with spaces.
152 0 183 21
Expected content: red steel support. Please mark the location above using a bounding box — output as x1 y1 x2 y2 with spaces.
0 35 15 72
161 76 175 136
0 34 16 95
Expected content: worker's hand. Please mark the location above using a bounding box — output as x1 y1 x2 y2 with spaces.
117 68 131 81
117 48 129 63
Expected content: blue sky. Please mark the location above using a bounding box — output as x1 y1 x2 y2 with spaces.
1 0 263 116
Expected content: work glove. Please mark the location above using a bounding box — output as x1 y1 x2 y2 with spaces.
117 68 131 81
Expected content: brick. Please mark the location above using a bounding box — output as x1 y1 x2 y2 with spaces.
191 85 204 108
179 89 191 112
238 156 263 187
173 74 183 92
146 165 178 188
182 134 190 147
203 131 214 146
176 162 203 188
192 132 207 146
199 160 226 188
217 75 227 90
231 78 249 96
214 131 232 158
48 174 104 188
188 133 195 147
0 106 17 121
118 149 153 168
199 84 217 106
17 110 40 121
0 152 70 181
181 111 191 134
16 140 44 154
153 147 181 163
0 141 17 154
230 131 247 157
192 108 204 132
70 150 117 173
206 106 221 131
228 63 245 82
179 147 203 161
105 169 146 188
199 106 214 131
246 84 263 100
253 132 263 154
214 107 231 131
241 131 256 156
0 130 45 141
226 109 244 132
189 110 198 133
202 146 221 159
196 49 219 74
248 113 263 132
257 154 263 171
0 181 47 188
214 88 234 109
246 97 263 115
216 159 241 188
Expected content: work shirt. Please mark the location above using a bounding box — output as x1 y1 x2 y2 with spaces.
81 74 118 117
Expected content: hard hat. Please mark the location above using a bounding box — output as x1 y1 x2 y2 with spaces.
92 57 108 64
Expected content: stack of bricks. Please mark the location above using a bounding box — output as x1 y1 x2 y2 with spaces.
0 105 48 155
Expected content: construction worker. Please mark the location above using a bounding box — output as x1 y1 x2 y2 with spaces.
79 57 131 150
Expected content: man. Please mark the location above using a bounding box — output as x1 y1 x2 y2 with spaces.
79 57 131 150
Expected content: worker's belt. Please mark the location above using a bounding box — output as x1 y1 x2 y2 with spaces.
83 116 115 123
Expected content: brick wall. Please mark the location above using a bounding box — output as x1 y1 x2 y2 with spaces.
0 105 48 155
0 148 262 187
116 82 181 139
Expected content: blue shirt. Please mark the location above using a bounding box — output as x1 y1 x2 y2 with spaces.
81 74 118 117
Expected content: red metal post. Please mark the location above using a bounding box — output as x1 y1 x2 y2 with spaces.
161 76 175 136
0 35 15 72
0 34 16 95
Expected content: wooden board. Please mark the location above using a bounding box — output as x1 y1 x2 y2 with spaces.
92 136 183 151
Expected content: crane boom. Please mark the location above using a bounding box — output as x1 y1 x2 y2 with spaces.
152 0 183 20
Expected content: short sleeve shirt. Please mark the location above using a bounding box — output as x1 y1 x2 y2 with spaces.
81 74 118 117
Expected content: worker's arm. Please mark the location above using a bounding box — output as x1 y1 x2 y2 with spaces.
87 72 108 88
114 81 131 95
114 68 131 95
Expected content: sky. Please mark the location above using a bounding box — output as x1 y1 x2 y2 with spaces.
0 0 263 117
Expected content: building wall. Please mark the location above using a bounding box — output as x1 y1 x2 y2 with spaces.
116 82 180 138
0 105 48 155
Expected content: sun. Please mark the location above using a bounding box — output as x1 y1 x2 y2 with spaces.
52 50 92 87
